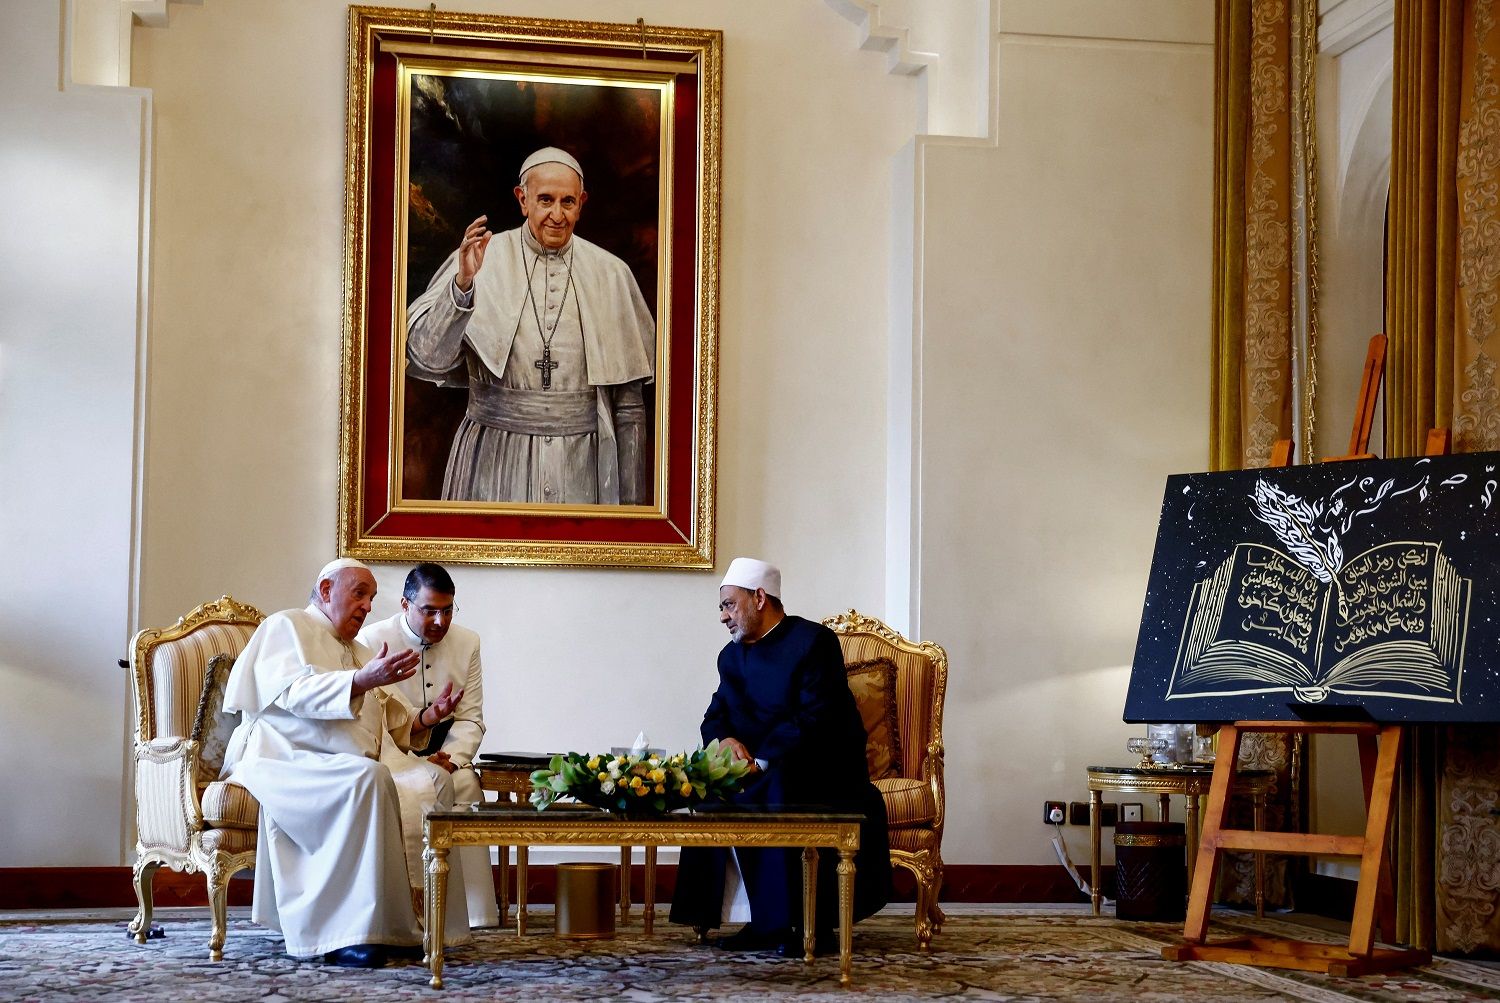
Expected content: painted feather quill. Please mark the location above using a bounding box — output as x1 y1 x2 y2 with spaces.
1250 479 1344 583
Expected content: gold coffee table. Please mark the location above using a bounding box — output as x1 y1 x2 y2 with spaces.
1087 763 1274 917
422 804 864 989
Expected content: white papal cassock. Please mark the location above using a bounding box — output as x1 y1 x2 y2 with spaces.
358 612 498 927
220 605 470 956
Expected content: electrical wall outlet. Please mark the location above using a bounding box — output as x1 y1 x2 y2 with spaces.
1065 801 1119 826
1044 800 1066 825
1121 802 1144 823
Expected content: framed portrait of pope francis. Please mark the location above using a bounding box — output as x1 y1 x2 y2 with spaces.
339 7 721 568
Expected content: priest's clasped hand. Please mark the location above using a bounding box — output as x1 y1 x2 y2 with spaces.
350 642 421 695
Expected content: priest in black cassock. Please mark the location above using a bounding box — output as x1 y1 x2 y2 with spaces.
669 558 891 955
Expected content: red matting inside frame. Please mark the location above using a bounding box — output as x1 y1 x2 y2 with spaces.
358 35 701 547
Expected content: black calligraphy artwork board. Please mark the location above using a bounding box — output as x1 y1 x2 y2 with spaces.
1124 451 1500 724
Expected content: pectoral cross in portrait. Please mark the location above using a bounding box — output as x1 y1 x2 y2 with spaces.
534 345 559 390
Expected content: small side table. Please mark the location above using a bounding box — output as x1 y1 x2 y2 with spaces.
474 756 656 933
1086 763 1274 918
474 757 542 926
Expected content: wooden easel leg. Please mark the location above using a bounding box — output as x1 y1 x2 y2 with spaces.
1184 724 1242 943
1349 726 1402 955
1356 730 1399 943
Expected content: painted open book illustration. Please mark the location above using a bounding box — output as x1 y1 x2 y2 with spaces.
1127 453 1500 723
1167 539 1470 704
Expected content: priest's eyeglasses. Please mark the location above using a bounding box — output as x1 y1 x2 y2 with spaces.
416 603 458 619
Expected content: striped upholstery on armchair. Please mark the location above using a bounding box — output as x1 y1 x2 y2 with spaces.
146 622 259 746
127 596 265 961
824 610 948 950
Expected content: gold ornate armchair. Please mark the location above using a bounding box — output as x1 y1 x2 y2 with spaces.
823 609 948 950
127 596 264 960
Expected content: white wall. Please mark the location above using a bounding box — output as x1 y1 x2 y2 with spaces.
129 0 917 858
0 0 1218 874
912 1 1214 864
1314 7 1392 462
0 0 146 865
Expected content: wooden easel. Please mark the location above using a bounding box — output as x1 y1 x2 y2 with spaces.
1162 720 1428 974
1164 334 1435 975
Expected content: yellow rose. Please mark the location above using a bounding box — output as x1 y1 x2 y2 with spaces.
653 783 665 794
649 768 666 783
633 785 648 796
586 756 601 770
631 776 644 790
597 772 609 783
679 782 693 797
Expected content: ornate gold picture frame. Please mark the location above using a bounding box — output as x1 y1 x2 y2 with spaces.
340 6 721 567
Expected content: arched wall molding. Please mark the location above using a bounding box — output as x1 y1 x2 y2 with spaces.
1340 69 1393 235
1337 62 1394 194
1319 0 1394 57
1307 10 1392 462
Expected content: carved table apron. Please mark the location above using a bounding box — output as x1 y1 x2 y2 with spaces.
422 804 863 988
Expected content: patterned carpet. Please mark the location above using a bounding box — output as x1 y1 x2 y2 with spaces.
1 906 1498 1002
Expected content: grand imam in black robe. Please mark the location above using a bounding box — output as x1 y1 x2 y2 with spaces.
669 614 892 935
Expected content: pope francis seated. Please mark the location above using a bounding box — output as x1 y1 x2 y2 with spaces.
219 558 471 968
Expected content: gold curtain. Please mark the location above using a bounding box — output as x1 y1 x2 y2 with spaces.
1211 0 1252 471
1210 0 1319 911
1453 3 1500 449
1213 0 1301 472
1387 2 1462 457
1389 0 1500 955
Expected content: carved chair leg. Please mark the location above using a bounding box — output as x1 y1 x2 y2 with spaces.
929 856 946 932
206 861 233 961
129 858 162 944
913 854 935 951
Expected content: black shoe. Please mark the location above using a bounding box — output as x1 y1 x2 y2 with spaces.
778 929 837 958
711 923 785 952
322 944 387 968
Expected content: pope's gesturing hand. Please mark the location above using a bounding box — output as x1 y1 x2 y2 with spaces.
350 642 421 695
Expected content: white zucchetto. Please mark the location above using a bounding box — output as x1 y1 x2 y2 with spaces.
720 557 781 599
314 557 371 587
518 146 584 184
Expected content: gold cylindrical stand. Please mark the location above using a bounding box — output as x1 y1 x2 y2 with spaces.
556 862 618 940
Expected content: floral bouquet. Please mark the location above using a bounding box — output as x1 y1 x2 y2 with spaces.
529 740 753 816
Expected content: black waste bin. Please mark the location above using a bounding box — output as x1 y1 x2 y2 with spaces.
1113 820 1186 921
